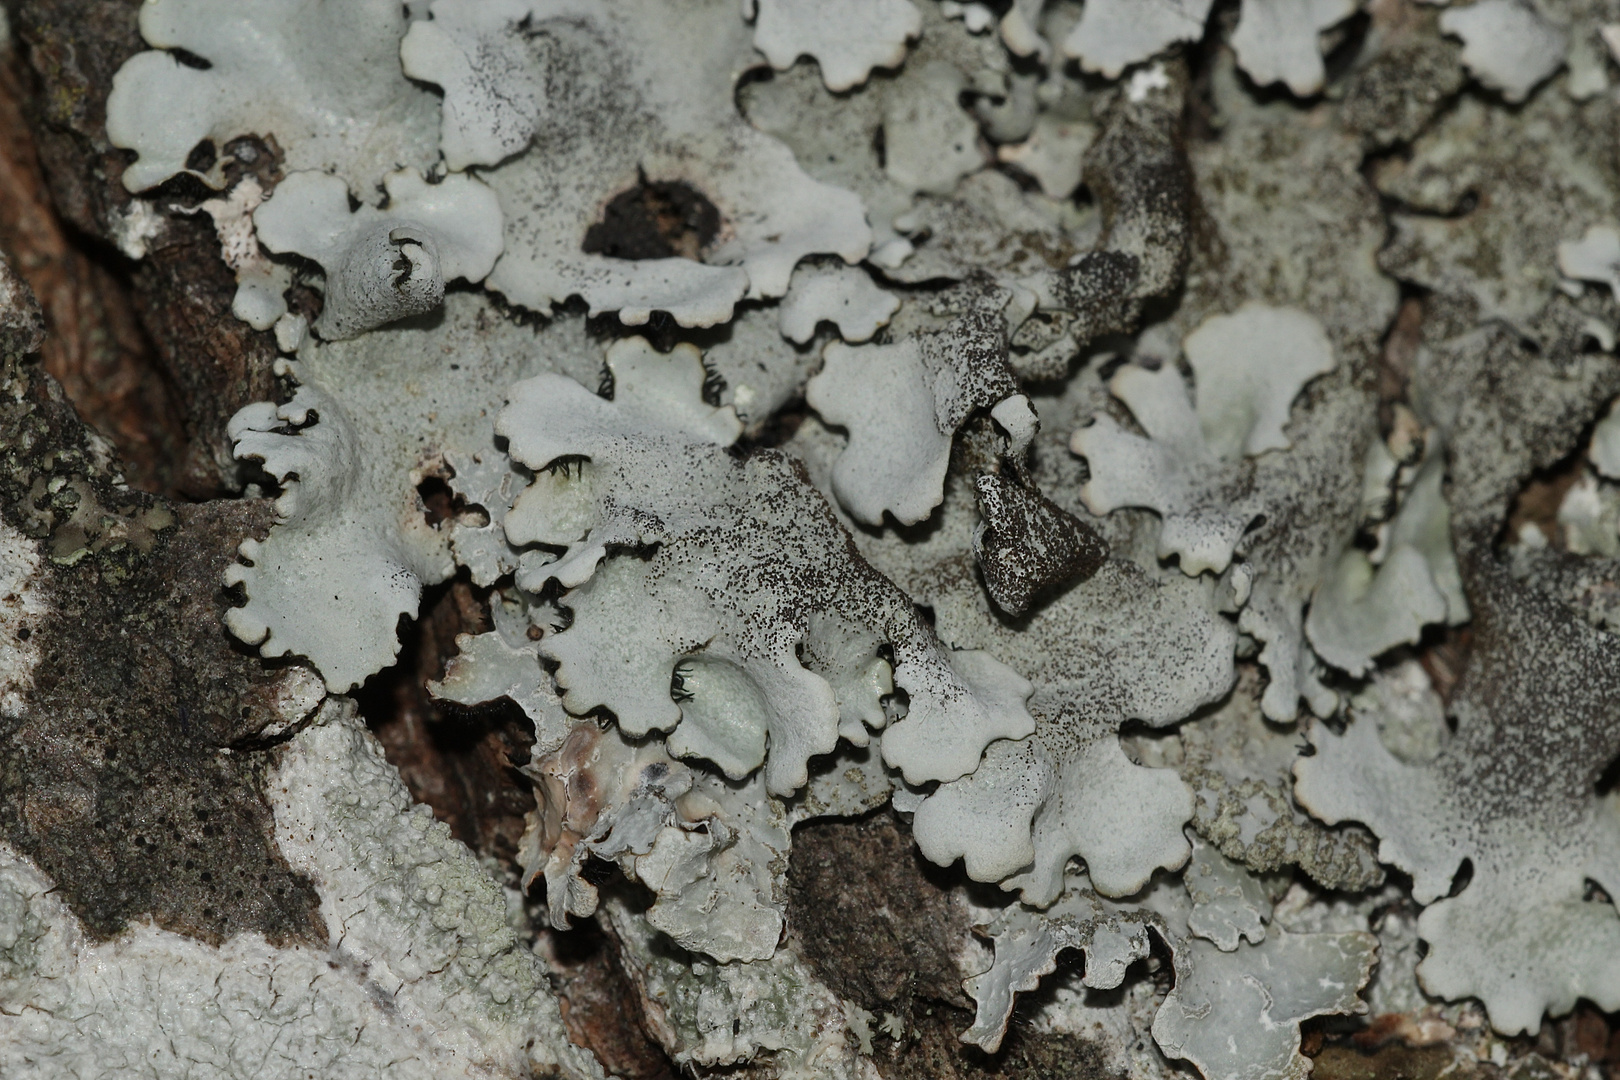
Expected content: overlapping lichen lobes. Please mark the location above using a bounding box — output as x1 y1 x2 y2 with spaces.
809 302 1025 527
45 0 1620 1071
1439 0 1568 104
496 354 1033 795
407 0 870 326
516 718 797 963
1376 70 1620 348
1152 929 1378 1080
105 0 438 193
223 294 584 693
600 890 864 1074
910 555 1234 902
964 871 1379 1076
1066 52 1409 724
749 0 921 92
961 883 1164 1052
742 25 1008 274
1183 834 1273 952
401 0 546 170
1059 0 1214 77
1072 328 1380 721
1297 552 1620 1034
251 169 504 341
839 453 1234 902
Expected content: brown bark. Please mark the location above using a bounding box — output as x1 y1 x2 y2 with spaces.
0 39 180 492
362 578 540 867
0 256 324 945
10 0 282 496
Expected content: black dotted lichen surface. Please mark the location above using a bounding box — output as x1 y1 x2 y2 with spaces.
0 270 323 946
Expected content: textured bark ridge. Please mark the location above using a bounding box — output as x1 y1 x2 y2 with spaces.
0 257 323 945
11 0 283 496
788 810 973 1017
0 40 181 494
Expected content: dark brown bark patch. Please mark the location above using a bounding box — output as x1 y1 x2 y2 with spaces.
787 809 972 1015
546 920 678 1080
889 1006 1125 1080
0 41 182 493
125 208 283 496
582 179 722 262
1309 1041 1473 1080
0 263 323 946
362 578 539 868
788 811 1132 1078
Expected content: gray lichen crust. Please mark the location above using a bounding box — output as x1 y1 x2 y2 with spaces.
1297 551 1620 1034
0 702 603 1080
9 0 1620 1075
1179 668 1384 893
